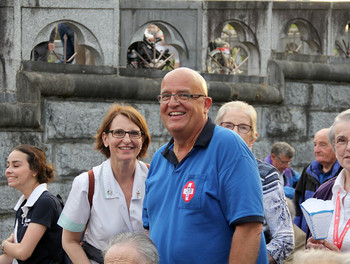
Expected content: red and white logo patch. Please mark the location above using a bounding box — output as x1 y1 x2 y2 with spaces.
182 181 195 202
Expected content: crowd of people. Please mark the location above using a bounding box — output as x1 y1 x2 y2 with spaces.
0 67 349 264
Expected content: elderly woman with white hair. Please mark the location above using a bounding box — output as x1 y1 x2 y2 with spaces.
307 109 350 252
215 100 294 264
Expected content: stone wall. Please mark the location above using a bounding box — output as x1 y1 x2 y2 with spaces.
0 0 350 241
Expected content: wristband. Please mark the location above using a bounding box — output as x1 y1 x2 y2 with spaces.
1 240 8 254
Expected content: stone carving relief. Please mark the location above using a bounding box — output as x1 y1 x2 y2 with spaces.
264 107 306 138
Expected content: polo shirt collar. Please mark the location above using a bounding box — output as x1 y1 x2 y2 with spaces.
162 118 215 162
14 183 48 211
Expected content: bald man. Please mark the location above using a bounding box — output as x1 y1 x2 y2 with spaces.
143 68 267 263
294 128 342 233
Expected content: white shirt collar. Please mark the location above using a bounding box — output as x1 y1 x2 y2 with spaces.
14 183 48 211
332 169 346 199
101 159 147 200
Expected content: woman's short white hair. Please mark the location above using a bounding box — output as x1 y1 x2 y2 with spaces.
328 109 350 147
215 100 257 139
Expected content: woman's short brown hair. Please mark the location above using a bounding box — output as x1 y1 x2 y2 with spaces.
95 104 151 159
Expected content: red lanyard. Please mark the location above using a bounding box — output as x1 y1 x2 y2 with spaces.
333 189 350 249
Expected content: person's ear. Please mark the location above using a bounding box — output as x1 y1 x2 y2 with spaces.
271 153 276 160
102 132 109 148
203 97 212 115
249 132 258 148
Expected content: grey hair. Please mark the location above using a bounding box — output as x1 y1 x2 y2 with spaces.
271 142 295 159
328 109 350 147
293 248 350 264
103 232 159 264
215 100 258 138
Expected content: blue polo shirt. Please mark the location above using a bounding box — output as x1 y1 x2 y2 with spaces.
143 119 267 263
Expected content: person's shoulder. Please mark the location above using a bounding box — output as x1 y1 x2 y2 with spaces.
300 161 315 175
213 125 237 139
137 160 149 178
317 176 337 193
156 143 168 153
70 167 97 192
151 143 168 160
292 169 301 177
73 170 90 184
257 159 275 171
256 159 280 181
212 125 247 148
306 160 319 171
36 191 60 208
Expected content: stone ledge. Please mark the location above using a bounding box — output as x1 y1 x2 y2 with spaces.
270 53 350 82
22 60 117 75
4 54 349 129
0 62 284 129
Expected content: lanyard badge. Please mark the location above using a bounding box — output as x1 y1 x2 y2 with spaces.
333 190 350 249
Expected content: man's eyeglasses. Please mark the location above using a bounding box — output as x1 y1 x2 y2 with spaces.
276 156 291 165
157 93 205 104
108 129 144 139
220 122 252 134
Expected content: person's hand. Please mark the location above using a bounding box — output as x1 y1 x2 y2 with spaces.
6 234 13 243
48 42 55 51
322 239 340 251
307 237 327 250
306 236 340 251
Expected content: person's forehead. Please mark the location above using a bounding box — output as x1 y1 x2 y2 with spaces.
280 153 292 160
161 70 205 94
314 130 329 143
334 120 350 136
161 79 201 93
104 245 140 264
8 150 27 161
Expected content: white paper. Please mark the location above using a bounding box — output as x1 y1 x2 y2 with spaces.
300 198 334 239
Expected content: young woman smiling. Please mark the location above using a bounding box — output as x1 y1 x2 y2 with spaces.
0 145 65 264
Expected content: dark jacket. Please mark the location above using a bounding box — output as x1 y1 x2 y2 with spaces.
293 160 342 233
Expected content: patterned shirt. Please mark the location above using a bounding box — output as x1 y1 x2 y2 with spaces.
258 159 295 264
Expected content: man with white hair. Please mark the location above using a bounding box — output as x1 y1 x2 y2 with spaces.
104 233 159 264
293 128 342 233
